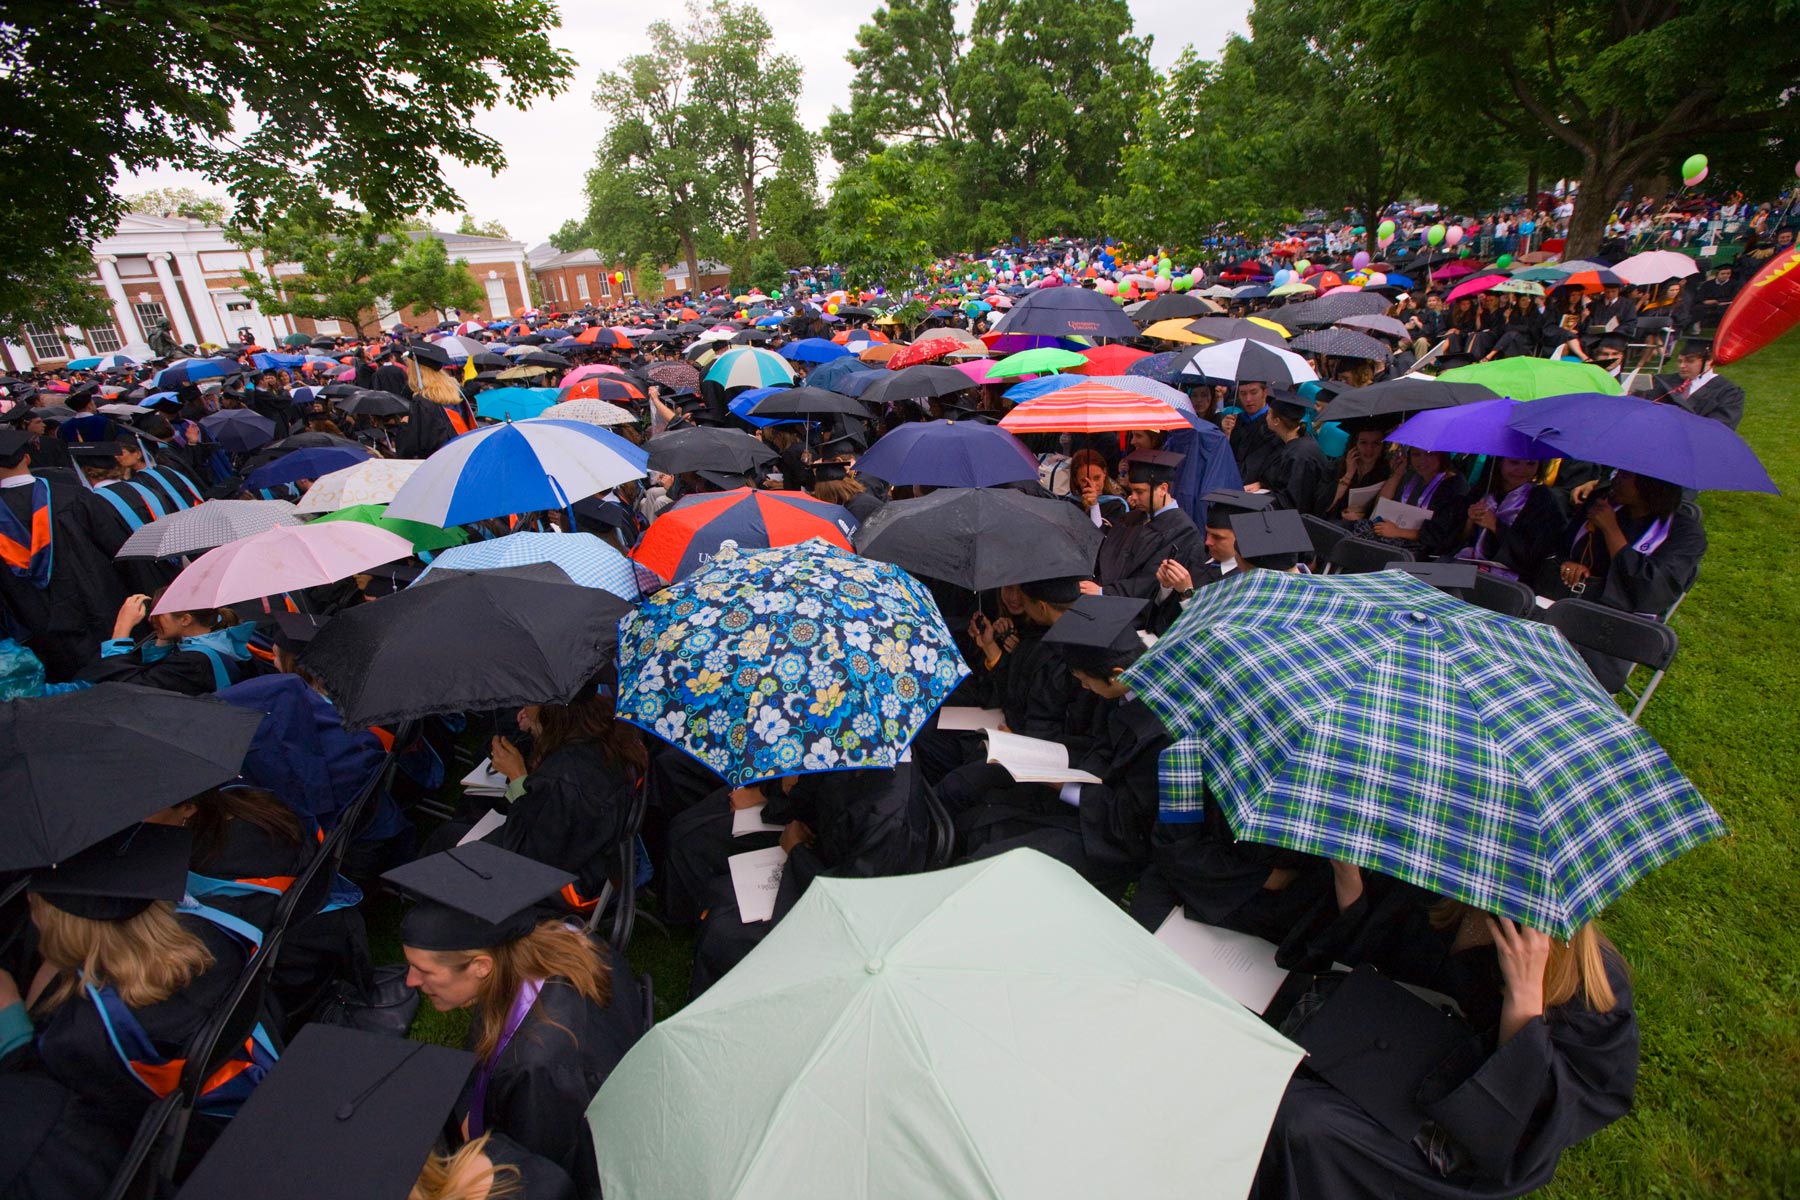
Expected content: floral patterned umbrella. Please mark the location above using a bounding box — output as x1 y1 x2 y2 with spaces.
617 541 968 786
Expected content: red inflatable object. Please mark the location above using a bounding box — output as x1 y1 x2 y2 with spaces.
1714 247 1800 365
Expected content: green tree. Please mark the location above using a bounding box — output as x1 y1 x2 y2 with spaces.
550 218 591 254
824 0 965 162
0 248 110 346
819 146 953 289
388 235 486 318
456 214 512 240
1361 0 1800 256
634 253 665 300
125 187 229 225
0 0 571 335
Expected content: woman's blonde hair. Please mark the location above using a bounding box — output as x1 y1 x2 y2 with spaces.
1431 901 1621 1012
407 357 467 408
410 1134 519 1200
28 894 214 1012
427 921 611 1062
811 474 866 507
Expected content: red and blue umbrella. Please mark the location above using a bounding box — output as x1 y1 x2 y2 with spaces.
631 489 857 582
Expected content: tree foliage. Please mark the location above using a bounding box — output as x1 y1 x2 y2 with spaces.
456 214 512 240
819 146 953 290
824 0 964 161
125 188 229 225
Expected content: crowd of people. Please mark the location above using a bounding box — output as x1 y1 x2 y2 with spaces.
0 193 1779 1199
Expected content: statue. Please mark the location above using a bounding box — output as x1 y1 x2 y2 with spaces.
147 318 181 359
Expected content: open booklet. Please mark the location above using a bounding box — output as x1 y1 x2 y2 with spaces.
1371 496 1433 531
728 845 788 922
936 706 1007 732
985 728 1100 785
1154 909 1291 1014
460 757 509 798
1344 481 1385 514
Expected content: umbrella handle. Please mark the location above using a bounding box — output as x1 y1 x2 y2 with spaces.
548 475 574 533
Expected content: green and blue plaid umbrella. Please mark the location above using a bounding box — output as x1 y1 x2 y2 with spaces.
618 541 967 786
1125 570 1724 938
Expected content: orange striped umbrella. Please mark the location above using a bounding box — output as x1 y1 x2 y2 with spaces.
998 381 1190 433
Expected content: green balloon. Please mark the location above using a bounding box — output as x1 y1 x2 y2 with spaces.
1378 219 1396 239
1496 253 1513 269
1459 246 1471 258
1681 153 1708 180
1427 224 1445 246
1295 259 1311 273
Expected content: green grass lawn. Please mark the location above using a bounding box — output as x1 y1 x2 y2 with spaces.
383 330 1800 1196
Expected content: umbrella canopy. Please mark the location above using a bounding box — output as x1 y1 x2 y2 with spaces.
1182 316 1289 345
885 336 968 371
301 566 631 727
645 361 702 392
1124 351 1183 384
540 399 637 427
1438 358 1622 400
589 849 1303 1200
705 347 796 390
854 420 1040 488
1139 318 1211 345
855 487 1101 590
859 342 903 365
1124 571 1725 939
632 489 857 582
153 522 414 614
985 347 1090 379
116 499 302 560
860 365 977 407
645 427 778 475
0 684 264 869
1388 398 1559 459
1074 344 1150 375
65 352 141 371
1175 339 1318 387
618 541 966 784
333 389 410 418
1288 328 1390 361
998 286 1139 339
1611 251 1700 286
1504 393 1779 492
780 337 852 364
385 420 648 527
999 381 1192 433
561 375 646 404
1333 313 1409 340
415 531 639 599
199 409 276 453
1131 293 1221 324
806 357 877 394
309 504 470 552
244 445 371 491
1323 375 1499 422
294 459 423 515
746 387 870 420
152 358 233 389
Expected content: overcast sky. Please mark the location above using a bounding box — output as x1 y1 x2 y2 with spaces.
121 0 1251 248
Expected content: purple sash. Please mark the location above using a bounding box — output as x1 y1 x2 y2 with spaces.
1399 471 1449 510
1572 508 1673 557
466 978 543 1138
1469 482 1533 562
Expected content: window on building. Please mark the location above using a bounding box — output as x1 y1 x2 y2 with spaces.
83 325 124 354
133 301 168 333
314 319 344 335
577 274 590 301
600 272 613 298
23 325 67 361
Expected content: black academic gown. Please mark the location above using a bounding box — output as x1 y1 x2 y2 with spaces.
1533 506 1705 616
482 1130 577 1200
74 639 251 695
1455 484 1565 578
1650 373 1745 430
373 364 412 401
1129 795 1327 943
0 1071 127 1199
1258 434 1337 517
393 396 457 459
0 475 128 681
1231 410 1283 483
842 489 884 524
1256 878 1639 1199
1096 506 1207 600
466 947 643 1200
485 742 635 907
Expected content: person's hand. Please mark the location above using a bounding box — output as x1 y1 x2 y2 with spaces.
113 594 150 640
1156 558 1193 594
1262 867 1299 892
1584 500 1620 537
1242 481 1266 493
1569 480 1599 506
1078 580 1103 596
1372 520 1407 539
1077 478 1101 510
1558 561 1590 589
1220 414 1237 436
778 820 815 854
968 612 997 651
728 785 766 811
1488 914 1551 1037
489 735 527 781
1330 861 1363 911
1468 499 1498 532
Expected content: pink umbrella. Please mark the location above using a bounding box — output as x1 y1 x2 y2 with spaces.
1323 284 1364 296
1433 262 1478 281
563 363 628 386
1446 274 1506 302
153 522 413 614
335 368 356 381
953 359 1009 385
1613 250 1700 286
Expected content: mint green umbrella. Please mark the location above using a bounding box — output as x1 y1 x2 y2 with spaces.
310 504 468 552
587 849 1303 1199
1437 357 1623 400
984 346 1091 379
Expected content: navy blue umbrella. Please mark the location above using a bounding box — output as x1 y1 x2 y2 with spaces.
854 419 1040 488
808 356 878 393
245 445 371 491
200 409 277 453
997 287 1138 340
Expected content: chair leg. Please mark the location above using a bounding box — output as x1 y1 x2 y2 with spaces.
1628 668 1668 722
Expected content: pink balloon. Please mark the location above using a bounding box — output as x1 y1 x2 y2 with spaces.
1096 278 1118 296
1378 236 1393 250
1352 251 1371 270
1685 167 1709 186
1153 275 1171 293
1445 225 1465 247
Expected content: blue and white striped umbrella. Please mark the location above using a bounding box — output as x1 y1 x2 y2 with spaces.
66 352 141 371
384 419 648 527
151 358 233 389
703 347 795 391
415 531 639 599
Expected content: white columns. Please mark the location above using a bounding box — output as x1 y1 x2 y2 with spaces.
147 253 199 346
175 252 229 346
93 255 142 343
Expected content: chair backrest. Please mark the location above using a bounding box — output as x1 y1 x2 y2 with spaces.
102 1092 183 1200
604 777 651 955
1300 514 1350 570
1470 572 1537 618
1545 599 1679 693
1328 535 1415 574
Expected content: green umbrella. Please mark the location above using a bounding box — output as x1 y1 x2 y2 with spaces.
280 332 313 347
1511 265 1570 282
1437 357 1622 400
587 849 1302 1198
984 346 1091 379
310 504 467 552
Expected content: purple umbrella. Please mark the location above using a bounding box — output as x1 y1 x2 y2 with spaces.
1505 393 1778 493
1389 399 1558 460
854 419 1040 488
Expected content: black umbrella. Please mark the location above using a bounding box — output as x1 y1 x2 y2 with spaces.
1278 293 1394 328
300 565 630 727
645 427 778 474
747 387 870 420
860 365 977 407
1132 294 1217 324
1289 328 1391 361
334 389 411 417
1323 376 1498 422
471 351 511 369
854 488 1103 591
520 351 571 369
272 431 366 451
997 288 1138 340
0 684 263 869
835 306 877 319
319 382 361 399
1183 317 1289 345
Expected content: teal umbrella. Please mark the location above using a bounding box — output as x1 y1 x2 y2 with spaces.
1125 571 1724 939
474 386 560 421
587 849 1303 1198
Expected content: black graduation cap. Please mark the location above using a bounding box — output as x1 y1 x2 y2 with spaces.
360 559 427 594
1229 509 1313 567
1123 449 1184 485
1385 560 1478 593
1040 594 1150 672
0 429 37 465
815 428 867 459
404 342 451 368
30 823 193 922
696 468 749 491
1266 387 1316 420
383 842 572 951
173 1024 477 1200
811 461 851 483
1018 574 1084 605
1201 487 1275 528
67 440 124 460
270 611 330 653
1679 338 1714 359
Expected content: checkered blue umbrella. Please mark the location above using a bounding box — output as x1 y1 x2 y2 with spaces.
1124 570 1724 938
416 531 639 599
618 541 967 786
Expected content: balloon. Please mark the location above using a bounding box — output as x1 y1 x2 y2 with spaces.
1378 219 1396 240
1378 236 1393 250
1173 275 1192 292
1681 153 1708 181
1445 225 1464 247
1458 247 1471 258
1427 224 1445 246
1273 269 1292 286
1713 245 1800 364
1295 259 1311 274
1153 275 1171 292
1096 278 1117 296
1496 254 1513 269
826 303 838 314
1795 160 1800 179
1685 167 1708 186
1158 256 1172 271
1352 251 1371 270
